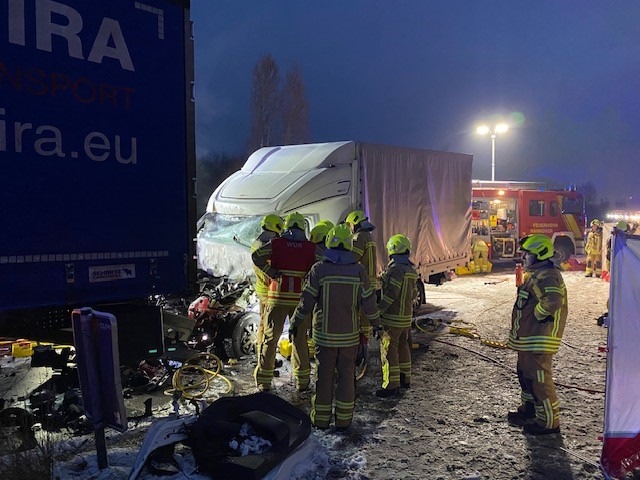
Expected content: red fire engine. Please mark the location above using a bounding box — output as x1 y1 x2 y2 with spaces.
471 180 586 262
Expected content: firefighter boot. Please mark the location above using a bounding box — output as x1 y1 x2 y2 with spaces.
375 387 399 398
400 372 411 389
507 402 535 426
523 422 561 435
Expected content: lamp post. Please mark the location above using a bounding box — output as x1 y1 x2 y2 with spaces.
477 124 508 181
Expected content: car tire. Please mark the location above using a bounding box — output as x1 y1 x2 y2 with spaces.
231 312 260 358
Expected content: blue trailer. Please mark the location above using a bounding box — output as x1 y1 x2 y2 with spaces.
0 0 197 349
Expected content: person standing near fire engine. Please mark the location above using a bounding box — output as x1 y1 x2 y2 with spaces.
252 212 318 392
251 214 284 359
472 238 489 273
507 234 567 435
376 234 418 398
585 219 603 277
289 224 380 430
345 210 377 339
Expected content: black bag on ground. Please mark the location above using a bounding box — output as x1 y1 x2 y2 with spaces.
187 392 311 479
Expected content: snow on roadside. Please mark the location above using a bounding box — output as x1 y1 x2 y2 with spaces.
26 269 614 479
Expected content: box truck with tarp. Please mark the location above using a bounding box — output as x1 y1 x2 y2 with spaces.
197 141 473 305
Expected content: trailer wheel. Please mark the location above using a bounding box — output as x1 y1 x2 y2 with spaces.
231 312 260 358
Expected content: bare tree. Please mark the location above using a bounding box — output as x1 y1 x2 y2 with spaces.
247 54 281 154
578 181 597 205
196 152 244 217
281 64 310 145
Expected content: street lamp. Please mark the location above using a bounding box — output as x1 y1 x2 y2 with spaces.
477 123 508 181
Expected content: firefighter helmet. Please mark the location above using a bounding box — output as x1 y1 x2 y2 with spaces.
317 219 334 229
284 212 306 230
261 214 284 234
616 220 628 231
345 210 367 226
520 234 554 261
590 219 601 227
386 234 411 256
325 224 353 251
310 222 332 244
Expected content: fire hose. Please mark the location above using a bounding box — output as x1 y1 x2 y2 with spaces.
164 352 234 400
414 319 605 394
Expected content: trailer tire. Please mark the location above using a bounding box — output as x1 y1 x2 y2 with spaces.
231 312 260 359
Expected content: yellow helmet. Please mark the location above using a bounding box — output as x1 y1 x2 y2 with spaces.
325 224 353 251
261 214 283 234
317 219 334 229
310 222 332 244
284 212 306 230
616 220 628 231
520 234 554 261
345 210 367 226
590 219 601 227
386 234 411 256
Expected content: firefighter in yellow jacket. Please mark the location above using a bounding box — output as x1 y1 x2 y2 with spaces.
251 214 284 358
585 219 603 277
252 212 319 392
472 238 489 273
345 210 377 338
507 234 567 435
376 234 418 398
290 224 380 430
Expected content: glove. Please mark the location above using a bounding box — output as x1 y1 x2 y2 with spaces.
289 324 298 342
536 315 553 324
372 325 384 340
271 271 282 280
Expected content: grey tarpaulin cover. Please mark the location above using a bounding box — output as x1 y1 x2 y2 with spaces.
358 143 472 279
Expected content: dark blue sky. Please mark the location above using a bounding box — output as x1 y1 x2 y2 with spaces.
190 1 640 205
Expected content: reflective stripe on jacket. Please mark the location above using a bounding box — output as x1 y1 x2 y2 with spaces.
378 257 418 328
585 230 602 255
315 243 327 262
251 231 277 300
508 260 567 354
292 261 379 347
352 230 377 286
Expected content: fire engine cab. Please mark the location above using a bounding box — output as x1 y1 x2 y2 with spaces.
471 180 586 262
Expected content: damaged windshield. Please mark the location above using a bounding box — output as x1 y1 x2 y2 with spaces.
198 213 263 249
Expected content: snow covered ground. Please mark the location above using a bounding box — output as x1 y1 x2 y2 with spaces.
5 267 615 479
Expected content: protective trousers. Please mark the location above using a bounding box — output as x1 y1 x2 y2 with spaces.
380 326 411 389
255 298 267 359
585 254 602 277
516 351 560 429
311 345 357 429
255 304 310 390
473 251 487 273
